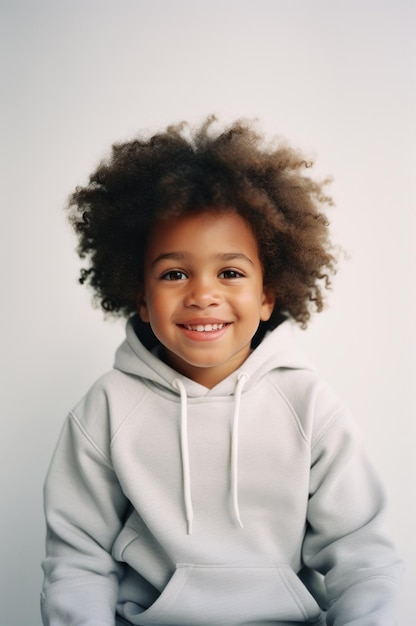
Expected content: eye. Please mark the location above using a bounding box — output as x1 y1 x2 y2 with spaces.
161 270 187 281
219 269 245 279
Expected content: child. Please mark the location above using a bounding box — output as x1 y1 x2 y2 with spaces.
41 118 401 625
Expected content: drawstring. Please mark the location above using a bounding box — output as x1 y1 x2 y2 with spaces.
172 372 250 535
230 372 249 528
172 378 194 535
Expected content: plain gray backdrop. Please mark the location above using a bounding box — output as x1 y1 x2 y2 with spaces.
1 1 415 624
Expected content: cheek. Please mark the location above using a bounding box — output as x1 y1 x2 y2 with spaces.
240 284 266 307
137 284 166 324
146 290 173 323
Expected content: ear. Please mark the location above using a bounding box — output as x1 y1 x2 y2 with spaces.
136 292 150 323
260 289 276 322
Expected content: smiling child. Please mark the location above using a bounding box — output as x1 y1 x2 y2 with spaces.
138 210 274 389
41 118 401 625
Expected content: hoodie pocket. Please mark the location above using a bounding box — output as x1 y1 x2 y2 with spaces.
122 563 323 625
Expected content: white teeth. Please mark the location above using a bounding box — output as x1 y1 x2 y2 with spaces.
184 323 225 332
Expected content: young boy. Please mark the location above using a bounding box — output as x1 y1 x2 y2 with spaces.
41 118 401 625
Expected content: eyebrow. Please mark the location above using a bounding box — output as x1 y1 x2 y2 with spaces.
150 252 255 268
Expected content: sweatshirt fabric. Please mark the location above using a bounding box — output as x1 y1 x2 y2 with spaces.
41 315 401 625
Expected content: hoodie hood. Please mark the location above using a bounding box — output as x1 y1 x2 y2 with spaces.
114 314 314 399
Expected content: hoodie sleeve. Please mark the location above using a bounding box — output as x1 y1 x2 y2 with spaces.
302 406 402 625
41 411 129 626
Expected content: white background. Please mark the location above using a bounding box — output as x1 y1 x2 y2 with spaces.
1 1 415 624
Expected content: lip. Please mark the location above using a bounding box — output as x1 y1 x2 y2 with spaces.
177 320 231 342
179 318 230 326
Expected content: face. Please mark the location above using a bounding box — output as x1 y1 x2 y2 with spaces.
137 210 275 388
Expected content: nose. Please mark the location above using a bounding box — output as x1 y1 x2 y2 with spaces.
183 275 221 309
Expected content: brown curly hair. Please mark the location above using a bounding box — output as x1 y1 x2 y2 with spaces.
66 116 338 329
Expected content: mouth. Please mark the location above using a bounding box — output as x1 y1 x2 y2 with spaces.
181 323 228 332
178 321 231 341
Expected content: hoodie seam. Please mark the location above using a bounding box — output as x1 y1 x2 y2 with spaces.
42 576 116 600
110 386 154 447
68 411 113 466
264 378 309 445
328 574 399 605
310 409 345 450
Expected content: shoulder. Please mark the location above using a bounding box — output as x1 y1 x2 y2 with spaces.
264 367 349 444
70 369 152 442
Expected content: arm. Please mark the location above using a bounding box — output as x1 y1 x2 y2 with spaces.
302 408 402 625
41 412 129 625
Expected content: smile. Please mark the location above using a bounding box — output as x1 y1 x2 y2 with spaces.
182 323 226 332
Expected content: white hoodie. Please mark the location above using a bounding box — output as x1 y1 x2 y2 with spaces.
41 316 401 625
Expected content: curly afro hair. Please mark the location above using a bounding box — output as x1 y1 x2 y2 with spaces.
66 116 338 329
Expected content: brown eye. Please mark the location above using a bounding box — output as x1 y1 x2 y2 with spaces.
161 270 187 281
219 269 244 279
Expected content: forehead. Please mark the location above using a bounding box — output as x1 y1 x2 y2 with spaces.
145 210 261 263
